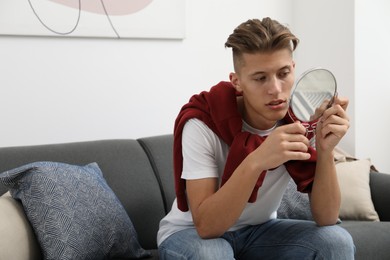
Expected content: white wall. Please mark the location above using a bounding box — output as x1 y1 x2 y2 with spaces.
1 0 388 173
0 0 292 147
355 0 390 173
292 0 390 173
292 0 355 156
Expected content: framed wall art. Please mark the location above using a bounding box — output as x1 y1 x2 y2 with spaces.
0 0 185 39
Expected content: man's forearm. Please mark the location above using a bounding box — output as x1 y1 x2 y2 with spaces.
310 150 341 226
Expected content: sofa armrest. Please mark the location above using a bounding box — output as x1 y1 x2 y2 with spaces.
0 193 41 259
370 172 390 221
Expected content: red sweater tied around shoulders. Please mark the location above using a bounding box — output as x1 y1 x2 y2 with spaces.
173 81 316 212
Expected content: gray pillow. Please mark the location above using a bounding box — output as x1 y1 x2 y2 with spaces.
277 179 313 220
0 161 151 260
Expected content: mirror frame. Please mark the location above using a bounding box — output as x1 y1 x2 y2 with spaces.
287 67 338 140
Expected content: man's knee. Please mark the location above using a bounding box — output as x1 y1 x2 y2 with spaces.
192 238 234 260
317 225 355 259
159 229 234 260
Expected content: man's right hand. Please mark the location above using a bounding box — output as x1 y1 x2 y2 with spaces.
248 121 311 172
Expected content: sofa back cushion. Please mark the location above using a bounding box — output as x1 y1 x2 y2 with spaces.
138 134 175 214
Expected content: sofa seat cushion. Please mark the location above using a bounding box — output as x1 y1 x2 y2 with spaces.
0 161 151 260
340 221 390 260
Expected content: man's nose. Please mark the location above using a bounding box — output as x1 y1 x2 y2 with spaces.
268 76 282 94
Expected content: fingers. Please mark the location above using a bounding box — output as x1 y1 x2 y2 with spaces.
278 122 311 156
279 121 311 146
260 121 312 165
321 107 349 128
318 119 349 138
333 96 349 111
282 121 307 135
310 99 329 121
316 96 349 123
318 95 350 138
285 150 312 161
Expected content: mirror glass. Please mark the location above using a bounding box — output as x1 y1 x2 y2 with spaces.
288 68 337 139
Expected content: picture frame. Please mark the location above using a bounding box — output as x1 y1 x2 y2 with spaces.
0 0 185 39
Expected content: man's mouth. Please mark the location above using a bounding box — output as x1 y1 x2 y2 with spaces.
267 99 287 109
267 99 285 106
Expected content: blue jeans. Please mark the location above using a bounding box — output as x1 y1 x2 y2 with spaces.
158 219 355 260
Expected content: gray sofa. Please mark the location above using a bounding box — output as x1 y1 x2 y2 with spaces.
0 134 390 259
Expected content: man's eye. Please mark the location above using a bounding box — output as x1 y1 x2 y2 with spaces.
279 71 290 78
255 76 266 82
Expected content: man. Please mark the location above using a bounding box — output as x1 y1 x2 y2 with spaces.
157 17 355 259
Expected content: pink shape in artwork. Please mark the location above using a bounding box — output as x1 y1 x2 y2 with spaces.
48 0 153 16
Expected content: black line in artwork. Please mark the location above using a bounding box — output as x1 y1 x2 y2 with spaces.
100 0 121 38
27 0 120 38
27 0 81 35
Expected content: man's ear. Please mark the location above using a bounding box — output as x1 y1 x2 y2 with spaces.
229 72 243 92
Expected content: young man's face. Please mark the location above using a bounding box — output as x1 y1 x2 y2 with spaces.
230 49 295 130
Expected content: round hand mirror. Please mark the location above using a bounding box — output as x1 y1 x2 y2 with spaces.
288 68 338 140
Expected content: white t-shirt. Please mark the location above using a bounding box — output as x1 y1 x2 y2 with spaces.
157 119 292 246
